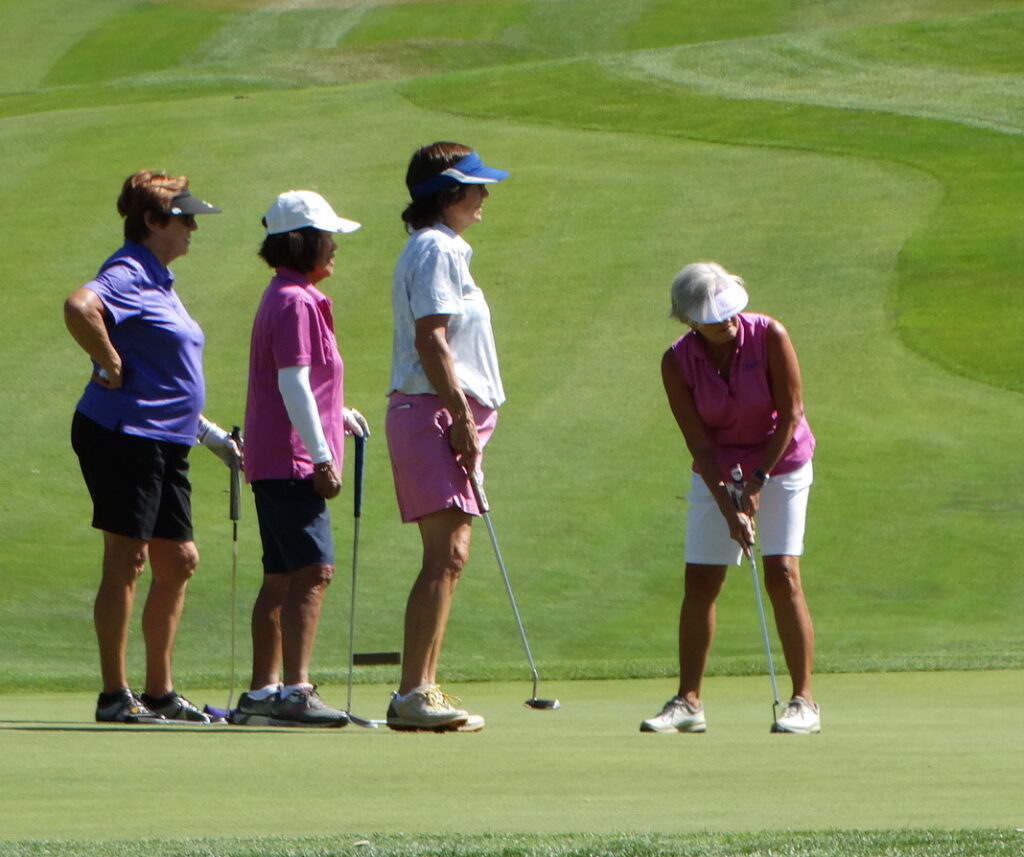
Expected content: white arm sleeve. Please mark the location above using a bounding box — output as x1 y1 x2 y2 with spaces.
277 365 332 464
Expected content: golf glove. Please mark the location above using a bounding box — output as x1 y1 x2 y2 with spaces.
197 417 242 467
343 407 371 438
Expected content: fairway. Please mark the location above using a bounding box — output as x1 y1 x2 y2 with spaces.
2 673 1022 841
2 0 1023 854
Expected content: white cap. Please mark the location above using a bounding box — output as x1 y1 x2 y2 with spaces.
263 190 361 235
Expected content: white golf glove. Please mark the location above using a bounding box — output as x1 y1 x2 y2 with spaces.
343 407 371 438
197 417 242 467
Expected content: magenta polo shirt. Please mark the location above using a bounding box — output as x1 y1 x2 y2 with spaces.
669 312 815 482
244 268 345 482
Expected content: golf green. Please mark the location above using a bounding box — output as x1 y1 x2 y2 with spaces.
1 672 1020 839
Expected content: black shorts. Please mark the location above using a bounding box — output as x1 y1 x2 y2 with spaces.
252 479 334 575
71 410 194 542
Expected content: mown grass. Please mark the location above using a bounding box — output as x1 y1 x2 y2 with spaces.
1 0 1022 694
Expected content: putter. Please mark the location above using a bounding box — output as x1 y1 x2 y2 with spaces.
225 426 242 714
729 464 781 731
344 434 382 728
469 473 560 711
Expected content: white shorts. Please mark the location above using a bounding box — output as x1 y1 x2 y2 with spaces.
684 460 813 566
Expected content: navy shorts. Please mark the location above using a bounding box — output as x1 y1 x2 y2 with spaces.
251 479 334 575
71 410 194 542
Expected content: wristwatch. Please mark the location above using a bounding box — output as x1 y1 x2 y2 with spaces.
752 469 770 485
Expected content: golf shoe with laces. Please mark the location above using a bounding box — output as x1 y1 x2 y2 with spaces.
640 696 707 733
269 685 349 727
230 689 279 726
774 696 821 734
95 688 167 724
142 690 220 724
386 685 483 732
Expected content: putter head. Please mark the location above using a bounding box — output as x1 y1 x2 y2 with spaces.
770 721 783 733
524 697 561 710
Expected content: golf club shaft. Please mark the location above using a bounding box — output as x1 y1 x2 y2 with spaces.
227 425 242 712
470 474 541 697
746 546 780 706
347 434 365 716
730 465 780 708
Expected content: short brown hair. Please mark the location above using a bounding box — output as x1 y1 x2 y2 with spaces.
117 170 188 243
401 141 473 232
259 226 332 273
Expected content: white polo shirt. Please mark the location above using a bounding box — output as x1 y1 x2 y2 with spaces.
388 224 505 409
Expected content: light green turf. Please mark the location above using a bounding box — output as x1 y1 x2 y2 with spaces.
1 673 1022 840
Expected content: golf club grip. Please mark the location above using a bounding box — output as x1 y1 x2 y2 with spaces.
729 463 756 556
229 426 241 522
353 433 365 518
469 473 490 513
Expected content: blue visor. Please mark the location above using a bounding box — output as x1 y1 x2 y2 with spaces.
409 152 509 200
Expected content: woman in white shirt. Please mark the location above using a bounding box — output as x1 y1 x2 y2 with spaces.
385 142 508 732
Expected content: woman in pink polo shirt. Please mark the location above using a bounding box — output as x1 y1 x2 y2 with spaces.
641 262 821 735
235 191 369 728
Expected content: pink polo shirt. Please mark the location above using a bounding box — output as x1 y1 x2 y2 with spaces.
669 313 815 482
244 268 345 482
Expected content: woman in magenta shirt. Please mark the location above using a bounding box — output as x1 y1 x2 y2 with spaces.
236 190 369 728
641 262 820 735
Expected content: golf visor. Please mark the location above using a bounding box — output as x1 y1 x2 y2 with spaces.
688 277 749 324
263 190 361 235
409 152 509 200
165 190 222 216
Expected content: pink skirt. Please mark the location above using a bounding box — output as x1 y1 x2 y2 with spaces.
385 392 497 523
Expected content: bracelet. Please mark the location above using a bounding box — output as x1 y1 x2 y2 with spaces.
313 460 334 473
752 469 769 485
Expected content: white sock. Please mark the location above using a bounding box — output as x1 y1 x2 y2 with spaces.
395 684 431 702
247 683 281 701
281 683 314 699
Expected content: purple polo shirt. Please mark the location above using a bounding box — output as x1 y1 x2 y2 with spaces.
75 242 205 445
244 268 345 482
669 312 815 482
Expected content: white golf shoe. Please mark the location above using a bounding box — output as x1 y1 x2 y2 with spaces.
774 696 821 734
639 696 707 733
386 685 483 732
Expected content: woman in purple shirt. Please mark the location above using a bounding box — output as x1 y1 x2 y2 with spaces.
64 170 238 724
641 262 821 735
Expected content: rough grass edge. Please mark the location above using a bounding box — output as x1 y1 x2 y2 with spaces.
2 829 1022 857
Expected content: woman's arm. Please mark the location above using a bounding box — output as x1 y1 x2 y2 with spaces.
63 288 123 389
740 318 807 512
278 365 340 499
661 349 754 550
415 313 480 477
756 320 806 471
